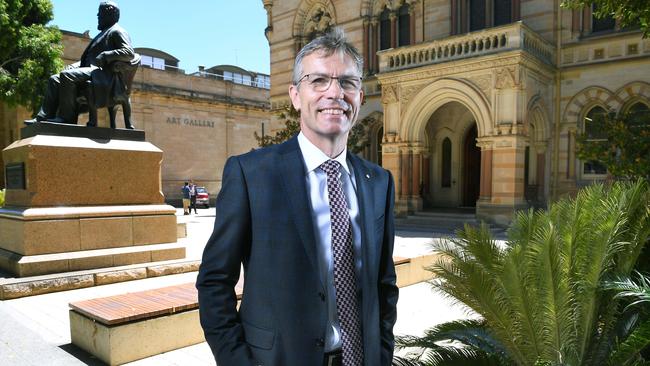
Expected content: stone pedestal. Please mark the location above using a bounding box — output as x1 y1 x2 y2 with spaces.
0 123 185 277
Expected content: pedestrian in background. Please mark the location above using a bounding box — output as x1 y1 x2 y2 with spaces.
181 182 191 215
189 180 198 214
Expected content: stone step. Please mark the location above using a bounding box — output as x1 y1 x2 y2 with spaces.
396 211 507 239
0 242 186 278
0 258 200 300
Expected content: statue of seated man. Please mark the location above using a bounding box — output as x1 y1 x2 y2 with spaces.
27 1 137 126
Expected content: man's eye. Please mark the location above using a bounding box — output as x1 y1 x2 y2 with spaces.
340 79 358 90
310 76 329 85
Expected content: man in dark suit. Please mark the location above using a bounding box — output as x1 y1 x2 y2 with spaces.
196 28 398 366
28 1 136 125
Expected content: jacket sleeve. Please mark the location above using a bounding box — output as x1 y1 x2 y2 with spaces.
379 171 399 365
101 28 135 64
196 156 256 366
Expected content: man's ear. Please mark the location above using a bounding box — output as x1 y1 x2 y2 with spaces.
289 84 301 112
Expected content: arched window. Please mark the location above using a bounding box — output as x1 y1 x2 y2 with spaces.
441 138 452 187
582 106 607 175
627 102 650 126
379 7 391 51
398 4 410 46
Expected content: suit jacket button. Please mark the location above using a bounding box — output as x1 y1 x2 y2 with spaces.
316 338 325 347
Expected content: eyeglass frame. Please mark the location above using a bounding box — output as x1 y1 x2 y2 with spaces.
295 73 363 93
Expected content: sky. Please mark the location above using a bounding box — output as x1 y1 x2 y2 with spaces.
49 0 271 74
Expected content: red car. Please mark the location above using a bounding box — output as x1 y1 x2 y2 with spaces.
195 186 210 208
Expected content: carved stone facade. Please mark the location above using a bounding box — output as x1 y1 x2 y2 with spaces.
262 0 650 224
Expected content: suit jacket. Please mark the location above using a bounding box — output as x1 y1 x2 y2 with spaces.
80 23 137 107
196 136 399 366
80 23 135 68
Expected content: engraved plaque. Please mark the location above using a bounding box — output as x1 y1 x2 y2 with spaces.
5 163 25 189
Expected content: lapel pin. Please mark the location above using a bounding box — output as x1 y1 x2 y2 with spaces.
365 173 370 179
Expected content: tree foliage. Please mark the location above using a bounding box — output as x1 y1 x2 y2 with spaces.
254 104 371 154
561 0 650 38
395 180 650 366
0 0 63 113
576 111 650 181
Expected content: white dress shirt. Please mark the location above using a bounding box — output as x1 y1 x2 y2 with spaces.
297 132 363 352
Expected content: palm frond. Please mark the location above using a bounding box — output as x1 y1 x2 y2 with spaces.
608 320 650 366
603 272 650 312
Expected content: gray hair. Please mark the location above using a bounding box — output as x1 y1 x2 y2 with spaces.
292 27 363 85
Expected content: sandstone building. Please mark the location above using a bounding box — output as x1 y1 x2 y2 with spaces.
1 30 273 202
261 0 650 224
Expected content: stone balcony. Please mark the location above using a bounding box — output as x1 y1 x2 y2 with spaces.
377 21 555 73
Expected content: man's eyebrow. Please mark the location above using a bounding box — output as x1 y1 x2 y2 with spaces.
308 73 361 78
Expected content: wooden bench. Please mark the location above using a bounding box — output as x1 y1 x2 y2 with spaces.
68 254 435 365
69 280 243 366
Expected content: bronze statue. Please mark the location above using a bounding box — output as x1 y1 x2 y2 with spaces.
26 1 140 129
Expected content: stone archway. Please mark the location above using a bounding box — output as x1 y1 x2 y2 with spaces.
401 78 492 141
384 78 492 213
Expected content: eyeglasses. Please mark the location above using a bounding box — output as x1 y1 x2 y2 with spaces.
296 73 362 93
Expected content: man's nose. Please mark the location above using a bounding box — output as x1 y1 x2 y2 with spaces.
324 78 345 98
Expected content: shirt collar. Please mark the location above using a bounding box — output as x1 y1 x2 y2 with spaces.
297 132 350 176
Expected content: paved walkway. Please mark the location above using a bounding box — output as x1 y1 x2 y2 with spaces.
0 208 473 365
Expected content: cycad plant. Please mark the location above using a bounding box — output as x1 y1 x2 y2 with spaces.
394 180 650 366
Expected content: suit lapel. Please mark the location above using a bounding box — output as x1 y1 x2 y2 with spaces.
348 153 378 285
278 137 323 288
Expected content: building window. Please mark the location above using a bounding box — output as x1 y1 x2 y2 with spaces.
379 7 391 51
582 106 608 176
398 4 410 47
242 75 252 86
494 0 512 26
255 75 270 89
455 0 516 33
469 0 486 31
627 102 650 124
442 137 452 187
591 4 616 33
141 55 165 70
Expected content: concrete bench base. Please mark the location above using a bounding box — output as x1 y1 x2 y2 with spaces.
70 308 204 366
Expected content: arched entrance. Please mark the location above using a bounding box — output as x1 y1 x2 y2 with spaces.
462 125 481 207
422 101 480 209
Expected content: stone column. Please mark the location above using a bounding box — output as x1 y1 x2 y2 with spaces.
476 129 528 226
381 137 407 216
535 144 546 203
400 148 411 200
409 144 425 212
568 129 576 180
363 18 370 75
390 12 397 49
422 153 430 202
370 18 378 73
477 139 493 202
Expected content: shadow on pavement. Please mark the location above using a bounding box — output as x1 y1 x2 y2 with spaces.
59 344 105 366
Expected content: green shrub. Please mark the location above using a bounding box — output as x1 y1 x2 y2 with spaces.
395 180 650 366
